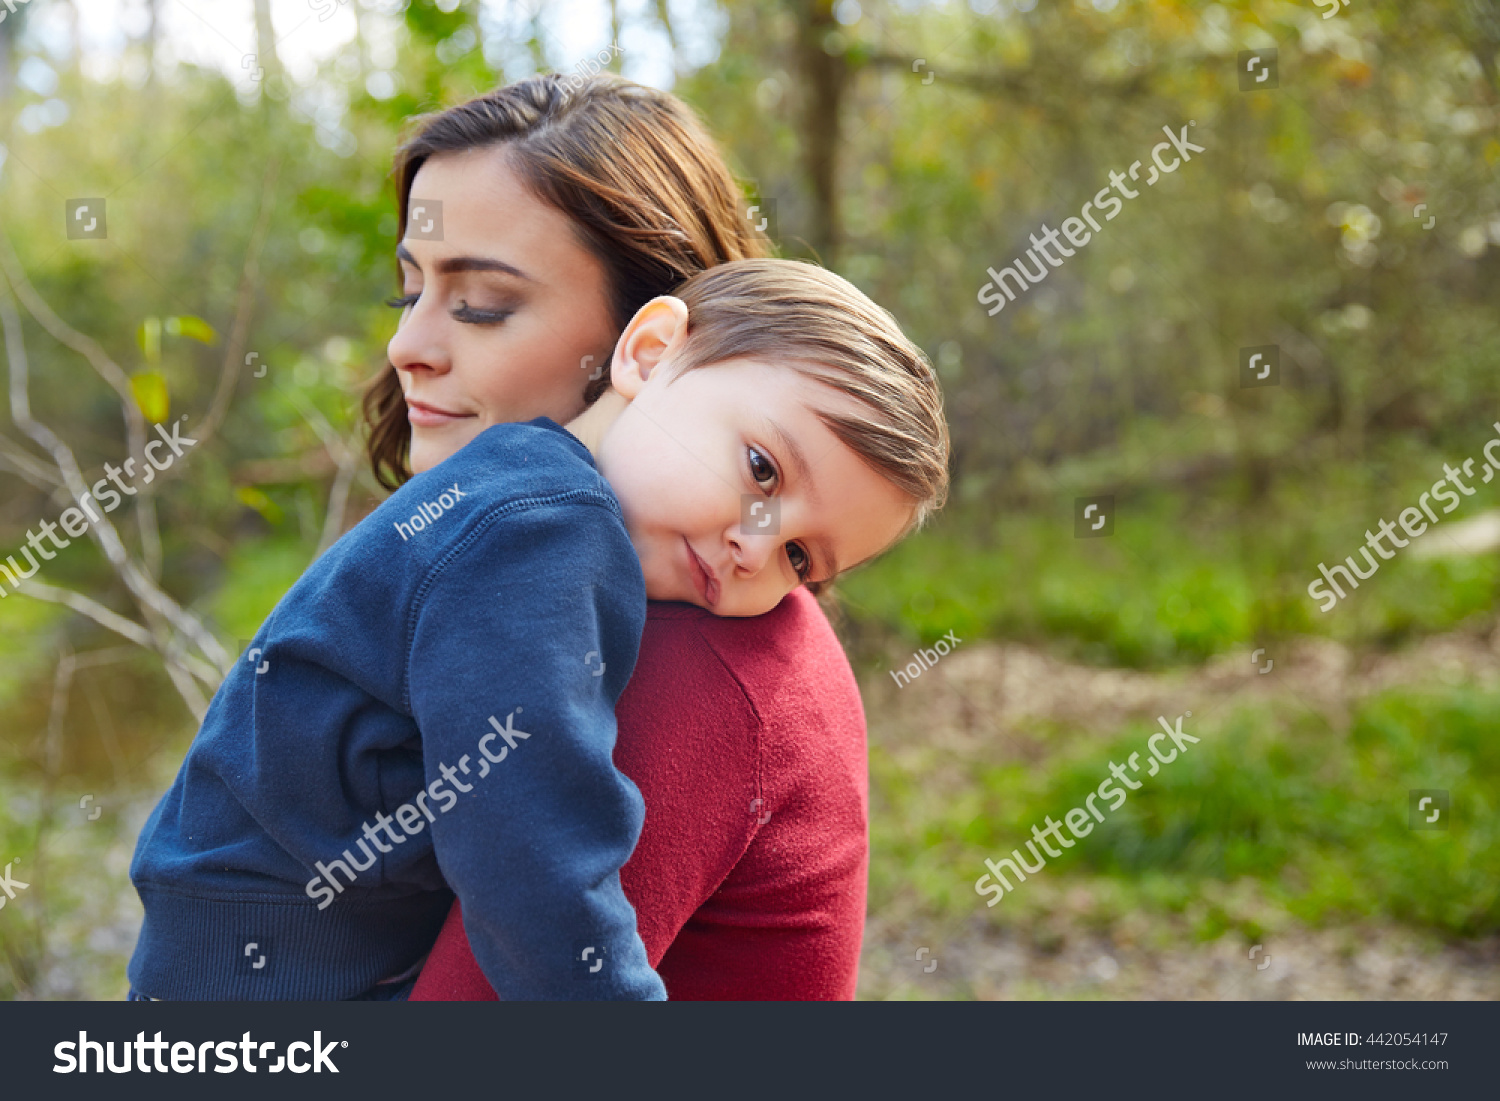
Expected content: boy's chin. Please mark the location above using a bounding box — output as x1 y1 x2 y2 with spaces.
644 583 707 610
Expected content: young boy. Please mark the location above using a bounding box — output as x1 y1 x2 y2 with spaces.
127 259 949 1000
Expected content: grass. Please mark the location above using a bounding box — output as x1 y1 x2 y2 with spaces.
839 472 1500 668
869 684 1500 943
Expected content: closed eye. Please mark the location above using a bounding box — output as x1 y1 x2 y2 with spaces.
384 292 513 326
452 301 513 325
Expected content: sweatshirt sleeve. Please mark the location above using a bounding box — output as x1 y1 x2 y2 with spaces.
405 495 665 1001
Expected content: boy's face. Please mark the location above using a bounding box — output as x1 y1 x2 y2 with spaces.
597 356 916 618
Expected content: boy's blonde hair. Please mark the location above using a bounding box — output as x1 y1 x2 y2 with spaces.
668 259 950 533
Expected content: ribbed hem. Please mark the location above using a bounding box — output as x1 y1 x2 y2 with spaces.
128 886 453 1000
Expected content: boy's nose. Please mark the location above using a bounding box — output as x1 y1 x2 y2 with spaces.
727 529 780 576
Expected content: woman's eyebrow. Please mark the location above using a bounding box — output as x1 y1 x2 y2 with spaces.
395 242 531 280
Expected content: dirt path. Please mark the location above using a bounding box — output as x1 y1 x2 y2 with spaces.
854 629 1500 999
859 914 1500 1000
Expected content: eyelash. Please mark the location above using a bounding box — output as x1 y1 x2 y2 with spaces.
746 445 812 582
385 293 513 326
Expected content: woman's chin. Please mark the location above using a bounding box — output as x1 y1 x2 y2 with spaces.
409 426 476 474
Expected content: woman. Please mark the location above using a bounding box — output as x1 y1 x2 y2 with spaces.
367 73 872 1000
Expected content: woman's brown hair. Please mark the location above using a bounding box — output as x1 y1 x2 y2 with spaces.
363 73 770 489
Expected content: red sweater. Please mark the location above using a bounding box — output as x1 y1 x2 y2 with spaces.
409 588 868 1001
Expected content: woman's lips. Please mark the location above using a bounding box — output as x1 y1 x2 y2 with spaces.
685 539 720 608
405 398 474 429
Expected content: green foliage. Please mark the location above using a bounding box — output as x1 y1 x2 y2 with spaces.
843 469 1500 669
871 684 1500 939
2 0 1497 995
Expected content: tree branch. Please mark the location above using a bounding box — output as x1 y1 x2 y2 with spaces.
197 158 281 451
863 52 1156 104
0 429 60 490
0 273 229 716
0 221 166 576
12 580 153 647
282 384 362 558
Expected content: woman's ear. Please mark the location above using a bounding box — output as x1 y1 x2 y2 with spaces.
610 296 689 399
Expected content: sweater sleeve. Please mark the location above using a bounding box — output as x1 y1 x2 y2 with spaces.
405 496 664 1001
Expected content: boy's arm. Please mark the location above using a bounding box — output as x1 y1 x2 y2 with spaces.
405 497 664 1001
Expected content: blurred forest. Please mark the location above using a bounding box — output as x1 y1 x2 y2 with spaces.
0 0 1497 999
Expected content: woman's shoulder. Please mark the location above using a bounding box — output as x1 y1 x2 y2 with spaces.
646 588 845 655
636 590 862 720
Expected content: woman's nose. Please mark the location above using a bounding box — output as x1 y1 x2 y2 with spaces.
387 301 451 377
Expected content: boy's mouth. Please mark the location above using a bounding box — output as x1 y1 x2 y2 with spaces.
684 539 720 608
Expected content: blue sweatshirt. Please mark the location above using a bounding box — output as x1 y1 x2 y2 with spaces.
128 420 665 1001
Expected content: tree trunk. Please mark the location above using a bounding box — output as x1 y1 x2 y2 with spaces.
791 0 848 264
144 0 159 83
351 0 367 77
253 0 283 85
0 8 22 105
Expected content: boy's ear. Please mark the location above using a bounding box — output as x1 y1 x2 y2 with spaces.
611 296 689 399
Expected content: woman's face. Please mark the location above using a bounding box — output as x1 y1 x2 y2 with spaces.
388 146 620 475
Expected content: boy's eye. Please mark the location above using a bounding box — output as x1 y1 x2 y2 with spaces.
787 542 811 581
747 446 778 490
